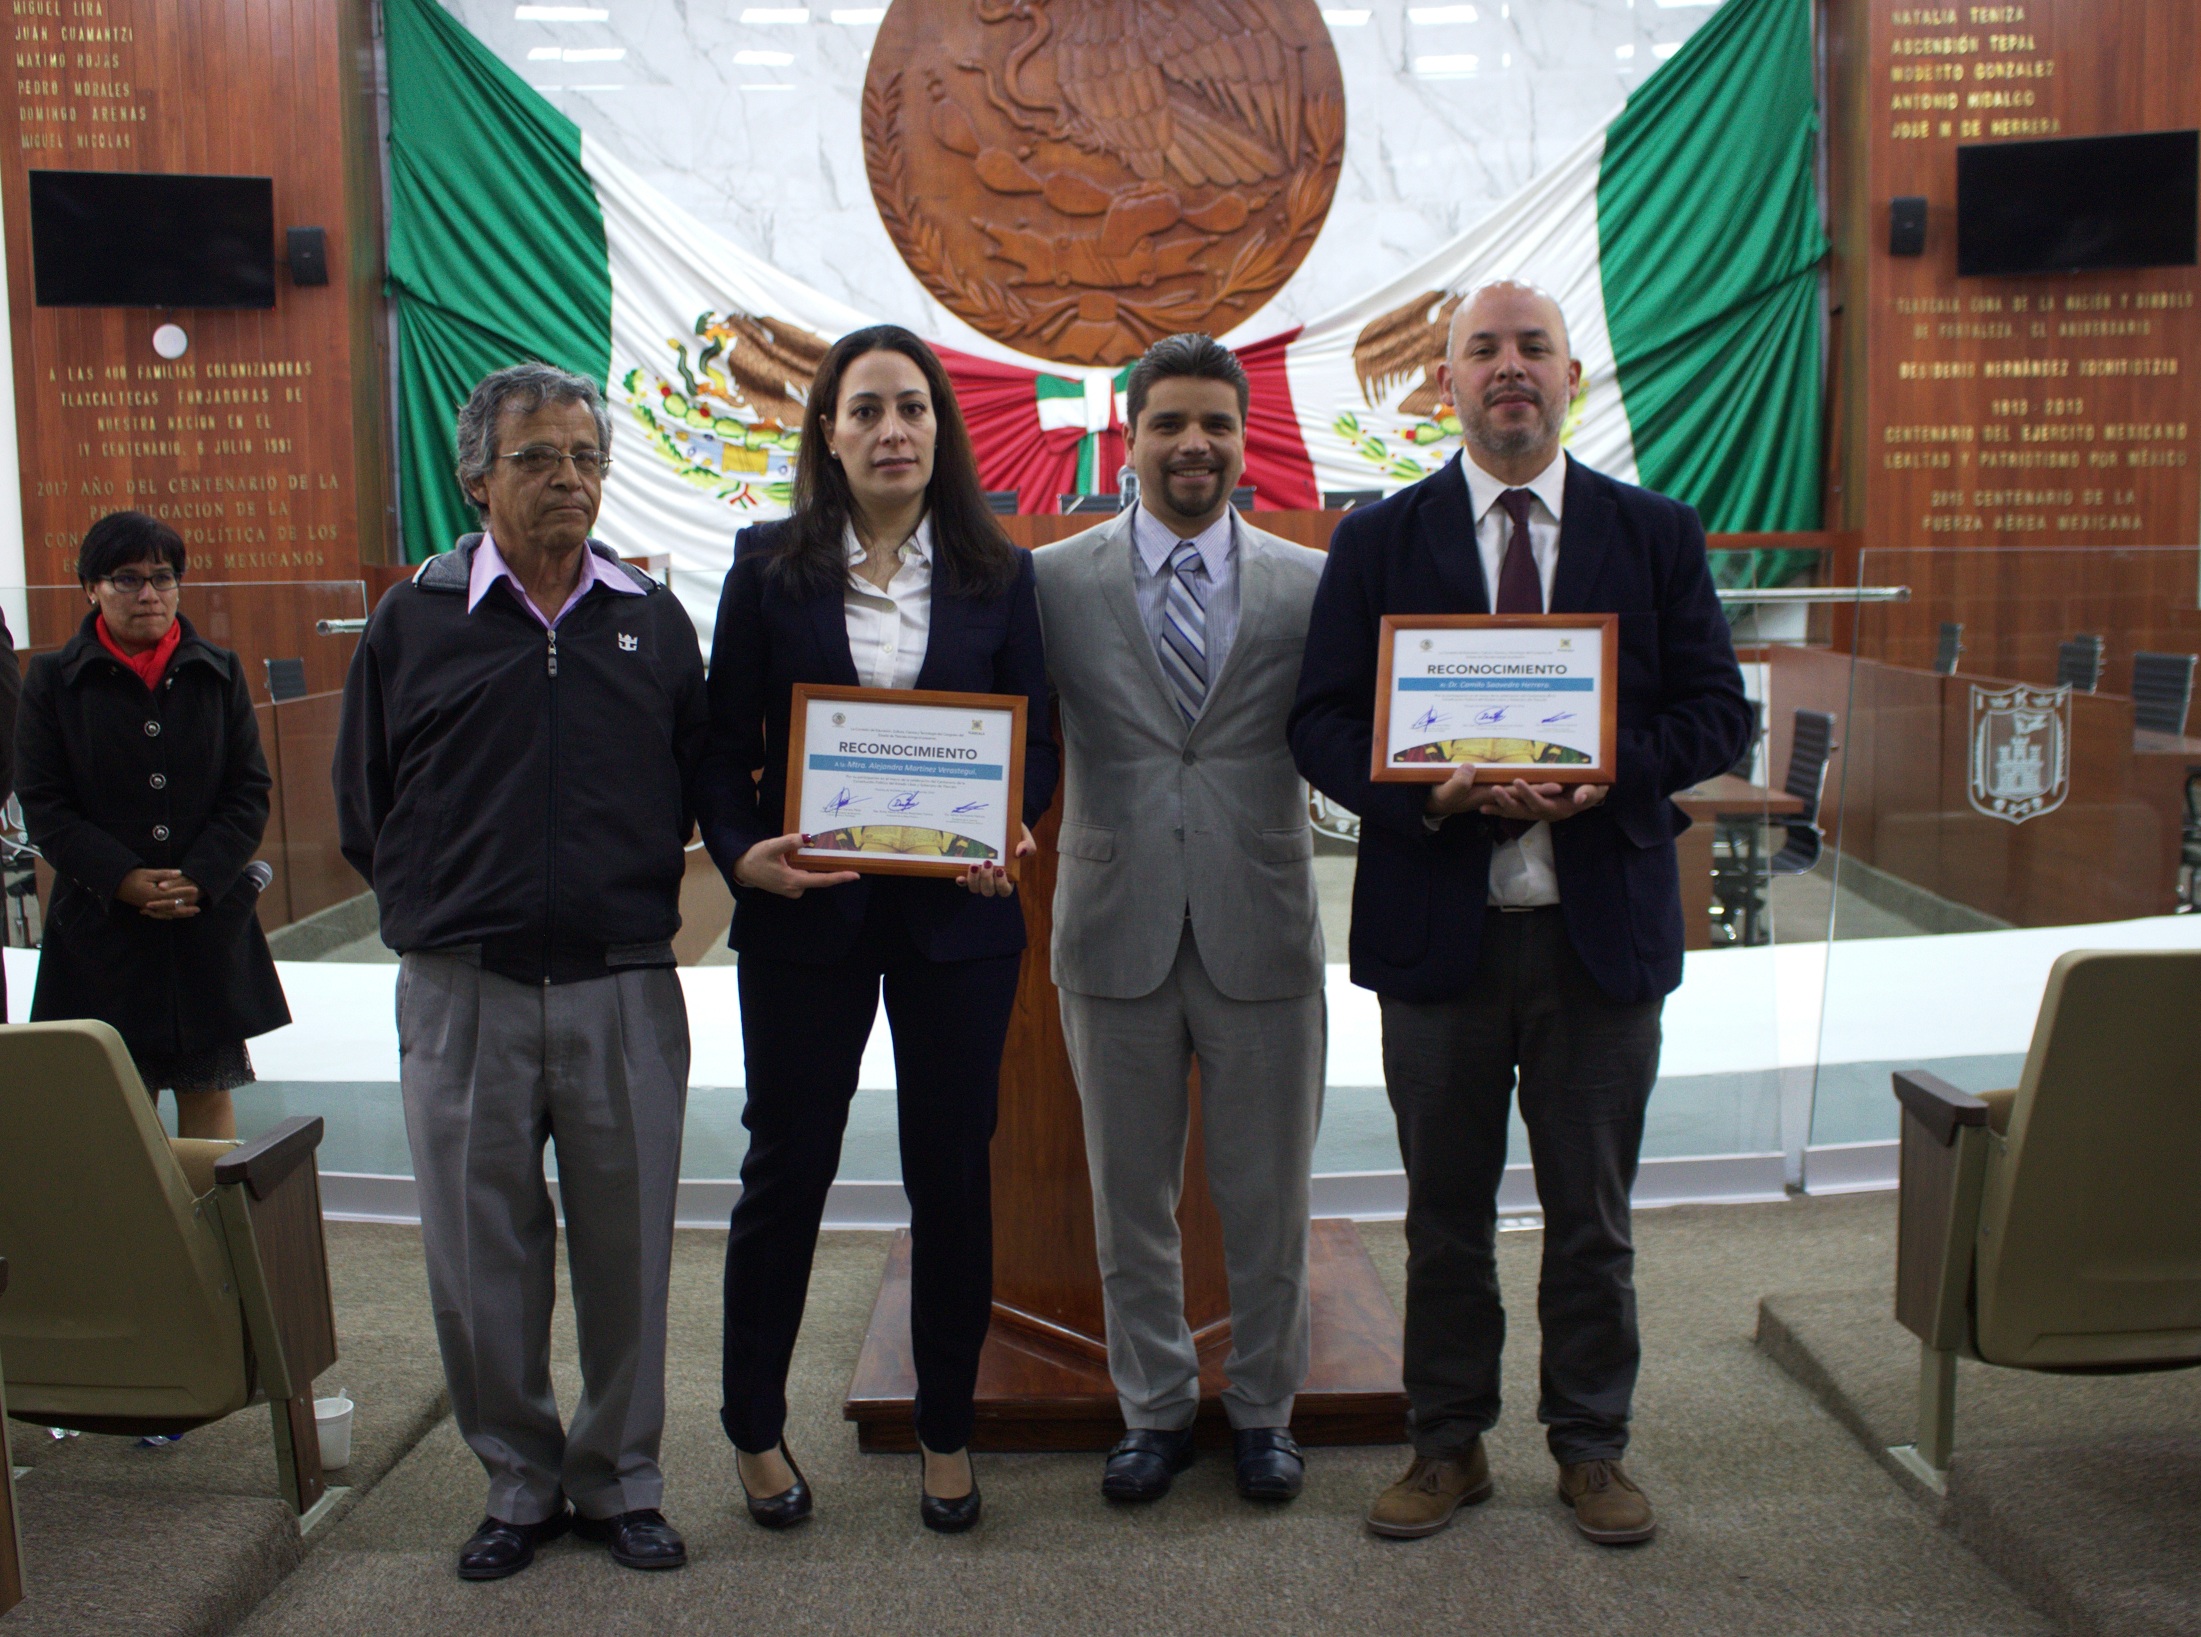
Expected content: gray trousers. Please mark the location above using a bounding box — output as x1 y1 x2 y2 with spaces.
1057 925 1325 1431
397 953 689 1525
1379 906 1662 1464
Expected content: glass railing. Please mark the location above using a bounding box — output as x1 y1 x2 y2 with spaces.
1803 545 2201 1191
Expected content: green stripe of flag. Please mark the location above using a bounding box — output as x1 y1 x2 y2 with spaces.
385 0 614 561
1597 0 1828 534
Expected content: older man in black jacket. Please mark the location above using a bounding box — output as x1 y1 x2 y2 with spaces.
337 363 731 1581
1291 283 1750 1548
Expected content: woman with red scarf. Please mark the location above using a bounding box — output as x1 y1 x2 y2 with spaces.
16 511 289 1136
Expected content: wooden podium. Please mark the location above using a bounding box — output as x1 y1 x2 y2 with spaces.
843 799 1409 1452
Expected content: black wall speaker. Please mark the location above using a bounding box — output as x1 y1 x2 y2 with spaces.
285 226 328 286
1889 196 1928 257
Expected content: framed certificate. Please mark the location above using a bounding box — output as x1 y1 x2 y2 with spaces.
785 683 1029 878
1372 613 1619 784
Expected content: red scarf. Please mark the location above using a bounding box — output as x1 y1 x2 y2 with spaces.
95 614 183 690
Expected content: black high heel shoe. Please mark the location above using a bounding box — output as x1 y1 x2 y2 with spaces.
919 1446 981 1534
737 1442 813 1529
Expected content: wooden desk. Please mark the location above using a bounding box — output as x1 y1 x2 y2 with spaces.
1 1255 20 1615
1672 775 1808 951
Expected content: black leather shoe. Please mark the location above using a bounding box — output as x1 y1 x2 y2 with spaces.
1101 1426 1198 1502
737 1443 813 1529
571 1508 688 1570
456 1504 570 1581
1234 1426 1305 1501
919 1448 982 1534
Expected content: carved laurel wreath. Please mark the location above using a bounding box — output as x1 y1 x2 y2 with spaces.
865 72 1036 339
863 70 1345 362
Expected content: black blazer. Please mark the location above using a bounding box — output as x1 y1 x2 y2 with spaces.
708 520 1059 964
1288 454 1751 1005
17 614 291 1057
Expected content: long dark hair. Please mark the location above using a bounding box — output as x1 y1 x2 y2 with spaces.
770 324 1018 600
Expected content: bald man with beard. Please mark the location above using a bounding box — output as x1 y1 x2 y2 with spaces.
1289 283 1750 1545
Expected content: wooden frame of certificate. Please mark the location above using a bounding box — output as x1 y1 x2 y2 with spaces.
784 683 1030 879
1371 612 1620 784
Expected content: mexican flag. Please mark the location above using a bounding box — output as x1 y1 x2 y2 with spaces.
385 0 1824 620
384 0 872 633
1261 0 1828 542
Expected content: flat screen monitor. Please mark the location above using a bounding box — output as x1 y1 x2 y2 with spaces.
1956 131 2198 277
29 170 275 308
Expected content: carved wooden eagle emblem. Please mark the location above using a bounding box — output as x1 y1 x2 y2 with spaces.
864 0 1345 367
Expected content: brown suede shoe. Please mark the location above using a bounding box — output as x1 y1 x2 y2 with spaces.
1557 1459 1656 1544
1365 1441 1494 1539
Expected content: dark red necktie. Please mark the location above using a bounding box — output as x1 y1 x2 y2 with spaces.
1494 488 1542 614
1491 488 1542 841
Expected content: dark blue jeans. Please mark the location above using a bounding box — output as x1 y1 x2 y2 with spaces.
721 897 1020 1455
1379 906 1663 1464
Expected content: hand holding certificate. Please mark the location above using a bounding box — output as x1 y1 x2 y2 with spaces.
785 684 1030 881
1372 614 1619 785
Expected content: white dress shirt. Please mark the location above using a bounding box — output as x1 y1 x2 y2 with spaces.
1459 450 1569 907
1130 501 1242 680
843 514 933 690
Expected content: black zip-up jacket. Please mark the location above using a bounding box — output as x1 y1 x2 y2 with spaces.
334 535 734 973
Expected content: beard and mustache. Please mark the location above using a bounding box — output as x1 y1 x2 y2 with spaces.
1464 380 1565 461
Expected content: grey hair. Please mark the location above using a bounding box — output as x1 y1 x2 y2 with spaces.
453 361 614 517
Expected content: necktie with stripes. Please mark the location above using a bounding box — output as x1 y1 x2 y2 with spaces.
1157 540 1210 725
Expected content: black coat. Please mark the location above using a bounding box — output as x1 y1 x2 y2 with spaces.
1289 454 1752 1005
0 606 18 811
0 607 17 1014
709 522 1059 964
17 613 290 1057
335 536 731 962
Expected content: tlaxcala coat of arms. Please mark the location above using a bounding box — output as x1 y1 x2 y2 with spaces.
1968 683 2071 824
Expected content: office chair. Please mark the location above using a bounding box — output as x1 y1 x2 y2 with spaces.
2055 634 2104 693
2131 650 2197 737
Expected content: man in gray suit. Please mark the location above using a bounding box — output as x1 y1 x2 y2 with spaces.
1034 334 1327 1504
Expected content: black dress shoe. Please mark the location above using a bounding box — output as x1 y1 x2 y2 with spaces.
456 1504 570 1581
571 1508 688 1570
737 1443 813 1529
1233 1426 1305 1501
919 1449 982 1534
1101 1426 1198 1502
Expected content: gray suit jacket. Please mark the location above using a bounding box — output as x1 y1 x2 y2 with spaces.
1035 511 1327 1002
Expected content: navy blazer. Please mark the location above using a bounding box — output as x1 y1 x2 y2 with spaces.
707 519 1059 964
1288 454 1751 1005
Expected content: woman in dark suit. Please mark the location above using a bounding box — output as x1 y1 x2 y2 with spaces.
710 325 1057 1533
16 511 289 1135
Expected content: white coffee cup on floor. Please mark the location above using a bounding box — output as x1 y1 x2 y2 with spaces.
314 1390 355 1470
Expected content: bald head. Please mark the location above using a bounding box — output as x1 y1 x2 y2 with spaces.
1439 280 1583 482
1446 281 1572 359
